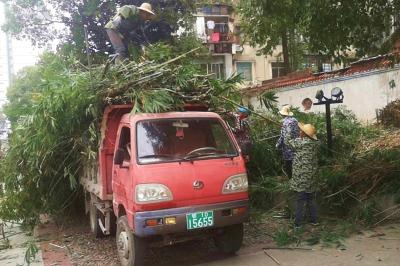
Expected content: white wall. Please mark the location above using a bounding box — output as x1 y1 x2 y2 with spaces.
248 67 400 123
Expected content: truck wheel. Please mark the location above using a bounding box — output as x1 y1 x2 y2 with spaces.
116 216 146 266
214 223 244 254
89 202 104 238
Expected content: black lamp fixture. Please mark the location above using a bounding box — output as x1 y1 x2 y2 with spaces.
331 87 344 102
316 87 344 104
315 90 325 103
314 87 344 155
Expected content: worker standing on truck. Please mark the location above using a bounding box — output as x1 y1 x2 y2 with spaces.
276 106 299 178
105 3 156 63
229 107 251 162
284 123 319 228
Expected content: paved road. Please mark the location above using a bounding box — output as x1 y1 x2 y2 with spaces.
1 222 400 266
198 224 400 266
0 223 43 266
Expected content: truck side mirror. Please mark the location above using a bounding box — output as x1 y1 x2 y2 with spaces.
114 148 124 165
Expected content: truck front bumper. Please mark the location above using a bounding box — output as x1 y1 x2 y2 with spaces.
134 200 249 237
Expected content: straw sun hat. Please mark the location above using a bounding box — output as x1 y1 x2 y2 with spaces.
279 106 294 117
138 3 155 16
298 123 318 140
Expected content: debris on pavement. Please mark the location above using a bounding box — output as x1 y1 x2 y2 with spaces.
49 243 66 249
263 249 281 265
369 232 386 238
263 246 313 251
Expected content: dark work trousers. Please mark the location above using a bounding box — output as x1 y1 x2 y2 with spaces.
283 160 293 179
106 29 128 61
295 191 317 226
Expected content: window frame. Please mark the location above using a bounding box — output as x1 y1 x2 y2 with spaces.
200 62 226 80
117 125 132 166
271 61 286 78
236 61 254 82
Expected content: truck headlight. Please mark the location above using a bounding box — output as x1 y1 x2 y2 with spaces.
135 184 173 204
222 174 248 194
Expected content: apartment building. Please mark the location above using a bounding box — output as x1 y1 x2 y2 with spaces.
194 3 287 86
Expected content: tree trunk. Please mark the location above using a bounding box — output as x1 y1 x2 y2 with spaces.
281 29 291 75
289 29 297 72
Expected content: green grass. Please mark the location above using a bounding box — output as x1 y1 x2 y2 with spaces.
273 227 297 246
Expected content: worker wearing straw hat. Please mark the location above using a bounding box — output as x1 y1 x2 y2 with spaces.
276 106 300 178
284 123 319 228
105 3 156 63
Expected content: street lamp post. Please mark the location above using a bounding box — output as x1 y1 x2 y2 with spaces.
314 88 344 156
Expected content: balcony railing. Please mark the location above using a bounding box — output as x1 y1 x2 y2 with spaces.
196 4 240 54
196 4 232 16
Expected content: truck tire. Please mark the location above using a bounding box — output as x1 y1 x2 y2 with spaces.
89 202 104 238
214 223 244 254
116 216 146 266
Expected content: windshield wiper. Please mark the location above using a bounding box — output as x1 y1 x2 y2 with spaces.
183 152 235 160
139 154 190 162
140 153 235 162
139 154 177 159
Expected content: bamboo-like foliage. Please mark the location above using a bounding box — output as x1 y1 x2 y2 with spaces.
0 42 242 225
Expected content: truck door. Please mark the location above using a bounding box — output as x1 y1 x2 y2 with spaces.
112 126 133 210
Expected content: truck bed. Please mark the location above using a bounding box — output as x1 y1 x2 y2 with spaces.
80 105 133 201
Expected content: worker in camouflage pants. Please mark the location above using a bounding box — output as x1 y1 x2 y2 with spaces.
284 123 319 228
105 3 155 63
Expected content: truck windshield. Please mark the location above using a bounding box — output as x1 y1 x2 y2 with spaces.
137 118 238 164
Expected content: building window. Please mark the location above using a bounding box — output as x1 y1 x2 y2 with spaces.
322 63 332 72
236 62 253 81
303 55 332 72
200 63 225 80
271 62 286 78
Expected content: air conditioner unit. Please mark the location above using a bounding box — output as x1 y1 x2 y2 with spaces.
235 44 244 53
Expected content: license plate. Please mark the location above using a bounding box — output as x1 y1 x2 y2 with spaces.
186 211 214 230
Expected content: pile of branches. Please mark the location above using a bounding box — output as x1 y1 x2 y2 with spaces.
0 41 242 225
98 45 241 111
377 99 400 128
248 107 400 225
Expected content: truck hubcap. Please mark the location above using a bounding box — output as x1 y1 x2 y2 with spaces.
118 231 130 259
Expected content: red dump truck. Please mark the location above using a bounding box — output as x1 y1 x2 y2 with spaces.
81 105 249 266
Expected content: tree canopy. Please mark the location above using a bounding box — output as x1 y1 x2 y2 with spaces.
238 0 400 71
1 0 196 54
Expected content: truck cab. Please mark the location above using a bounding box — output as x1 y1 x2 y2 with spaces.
82 106 249 266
